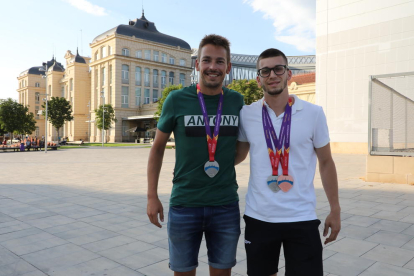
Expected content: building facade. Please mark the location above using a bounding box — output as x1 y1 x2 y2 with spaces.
17 13 192 142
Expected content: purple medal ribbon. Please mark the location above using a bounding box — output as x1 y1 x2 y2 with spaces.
262 98 293 176
196 83 224 162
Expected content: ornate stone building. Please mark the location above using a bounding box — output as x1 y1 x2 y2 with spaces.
17 12 192 142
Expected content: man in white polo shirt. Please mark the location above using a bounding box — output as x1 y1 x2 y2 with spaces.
235 48 341 276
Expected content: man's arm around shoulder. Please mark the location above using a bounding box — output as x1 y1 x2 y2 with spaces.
147 129 171 228
315 143 341 244
235 141 249 165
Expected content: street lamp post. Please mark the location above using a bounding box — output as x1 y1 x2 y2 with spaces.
39 63 49 153
101 91 105 147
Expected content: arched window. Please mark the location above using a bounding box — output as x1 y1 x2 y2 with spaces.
122 65 129 83
180 73 185 86
95 51 99 61
35 92 40 103
101 46 106 58
153 69 158 87
122 48 130 56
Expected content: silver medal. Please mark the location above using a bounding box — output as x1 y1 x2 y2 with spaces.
204 161 219 178
267 175 280 193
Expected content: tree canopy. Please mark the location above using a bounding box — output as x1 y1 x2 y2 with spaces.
42 97 74 136
227 79 263 105
0 98 36 136
95 104 117 130
154 84 183 121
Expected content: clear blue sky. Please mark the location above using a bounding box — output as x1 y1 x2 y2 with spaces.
0 0 315 100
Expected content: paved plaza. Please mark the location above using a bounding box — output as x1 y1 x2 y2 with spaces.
0 147 414 276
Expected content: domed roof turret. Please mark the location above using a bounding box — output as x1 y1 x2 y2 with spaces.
92 12 191 50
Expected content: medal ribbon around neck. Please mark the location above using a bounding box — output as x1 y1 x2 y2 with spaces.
262 97 293 176
196 83 224 162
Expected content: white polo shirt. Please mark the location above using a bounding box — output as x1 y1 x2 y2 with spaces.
238 95 330 223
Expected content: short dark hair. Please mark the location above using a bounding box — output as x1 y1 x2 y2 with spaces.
198 34 231 63
256 48 288 69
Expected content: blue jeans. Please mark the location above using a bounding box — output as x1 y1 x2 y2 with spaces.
167 201 241 272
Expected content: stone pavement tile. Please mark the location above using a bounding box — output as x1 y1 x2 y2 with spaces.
67 229 119 246
53 225 104 240
0 221 33 235
359 262 414 276
98 265 144 276
20 271 48 276
231 259 247 276
117 247 169 270
0 259 38 276
371 219 412 233
343 215 380 227
1 232 65 251
402 225 414 236
0 246 22 266
22 246 100 273
323 249 337 260
325 237 378 257
0 228 43 243
16 211 58 222
348 200 381 209
400 214 414 224
122 227 168 243
374 196 405 204
404 258 414 270
77 212 120 223
399 206 414 214
0 213 14 223
323 253 375 276
338 224 379 240
402 237 414 251
47 256 120 276
42 221 90 234
399 199 414 207
344 207 380 216
365 230 413 247
151 238 169 250
81 235 137 253
25 215 77 229
371 211 410 221
361 244 414 267
5 236 68 256
97 240 156 260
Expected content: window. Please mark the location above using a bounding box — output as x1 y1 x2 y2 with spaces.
180 59 186 66
153 69 158 87
35 92 40 104
108 46 112 55
144 68 150 87
101 47 106 58
122 65 129 84
35 106 39 119
145 50 151 60
169 72 174 84
135 87 141 106
136 50 142 58
144 89 150 104
109 65 112 84
161 70 167 88
70 79 73 91
122 48 130 56
35 127 39 137
169 57 175 65
35 82 40 87
135 67 141 86
101 67 105 86
61 87 65 98
162 53 167 63
95 51 99 61
180 73 185 86
153 51 159 62
109 86 112 104
153 89 158 103
122 86 129 108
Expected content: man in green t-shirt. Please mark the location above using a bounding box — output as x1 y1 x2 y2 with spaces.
147 34 244 276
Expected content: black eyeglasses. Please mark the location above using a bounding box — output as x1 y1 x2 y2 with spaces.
257 65 288 77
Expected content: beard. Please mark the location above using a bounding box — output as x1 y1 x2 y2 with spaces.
201 70 223 89
262 78 287 95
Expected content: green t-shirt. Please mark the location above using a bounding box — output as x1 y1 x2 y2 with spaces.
157 84 244 207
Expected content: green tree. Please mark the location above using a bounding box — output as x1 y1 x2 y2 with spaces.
42 97 74 137
0 98 36 137
227 79 263 105
95 104 117 141
154 84 183 121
